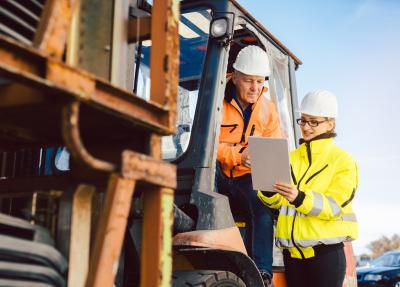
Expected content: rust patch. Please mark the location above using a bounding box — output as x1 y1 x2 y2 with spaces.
0 36 45 76
47 60 95 98
34 0 79 59
150 0 179 132
121 150 176 189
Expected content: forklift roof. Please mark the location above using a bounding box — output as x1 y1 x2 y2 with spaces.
179 0 303 66
230 0 302 65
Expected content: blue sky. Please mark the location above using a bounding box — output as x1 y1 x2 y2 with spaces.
239 0 400 255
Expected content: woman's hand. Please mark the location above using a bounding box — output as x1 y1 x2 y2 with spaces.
273 182 298 203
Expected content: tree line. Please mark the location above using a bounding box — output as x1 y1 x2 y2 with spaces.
365 234 400 258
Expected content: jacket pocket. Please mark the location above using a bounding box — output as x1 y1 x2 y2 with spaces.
221 124 238 133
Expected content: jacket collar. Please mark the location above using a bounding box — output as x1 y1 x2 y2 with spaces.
299 132 335 145
224 79 236 103
299 133 335 155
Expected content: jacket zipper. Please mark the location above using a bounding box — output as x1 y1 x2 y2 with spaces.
290 165 297 185
240 124 249 143
240 108 253 143
297 143 312 185
229 103 254 175
230 124 254 177
291 142 312 259
290 213 304 258
249 124 256 136
221 124 238 133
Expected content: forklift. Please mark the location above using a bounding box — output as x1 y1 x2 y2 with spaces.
0 0 357 286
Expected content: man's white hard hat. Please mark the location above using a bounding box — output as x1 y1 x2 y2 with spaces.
233 45 271 77
300 90 338 118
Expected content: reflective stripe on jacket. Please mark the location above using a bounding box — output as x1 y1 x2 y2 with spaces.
258 137 358 259
217 80 282 178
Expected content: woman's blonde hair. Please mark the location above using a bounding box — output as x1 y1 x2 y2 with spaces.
327 118 337 137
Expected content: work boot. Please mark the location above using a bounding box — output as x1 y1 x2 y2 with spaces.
260 270 273 287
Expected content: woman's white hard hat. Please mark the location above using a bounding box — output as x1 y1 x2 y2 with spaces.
300 90 338 118
232 45 271 77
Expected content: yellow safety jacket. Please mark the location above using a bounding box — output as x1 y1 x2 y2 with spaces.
258 136 358 259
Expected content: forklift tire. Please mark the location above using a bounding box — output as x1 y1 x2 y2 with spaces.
172 270 246 287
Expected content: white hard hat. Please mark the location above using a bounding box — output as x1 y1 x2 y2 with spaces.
300 90 338 118
232 45 271 77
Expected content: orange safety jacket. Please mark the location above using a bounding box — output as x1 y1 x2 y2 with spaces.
217 80 282 178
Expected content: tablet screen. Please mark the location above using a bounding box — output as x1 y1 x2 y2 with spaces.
248 136 291 192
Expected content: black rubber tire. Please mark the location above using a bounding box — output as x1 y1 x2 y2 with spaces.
172 270 246 287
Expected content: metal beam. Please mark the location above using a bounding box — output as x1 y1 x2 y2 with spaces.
121 150 176 189
68 184 95 287
149 0 180 132
0 35 172 135
62 101 116 172
33 0 79 59
140 186 174 287
85 174 136 287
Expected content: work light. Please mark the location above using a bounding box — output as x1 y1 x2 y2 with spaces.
210 17 229 39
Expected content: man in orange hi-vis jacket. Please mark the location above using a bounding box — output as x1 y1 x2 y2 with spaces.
216 45 282 286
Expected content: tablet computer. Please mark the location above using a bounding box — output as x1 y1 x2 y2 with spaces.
248 136 291 192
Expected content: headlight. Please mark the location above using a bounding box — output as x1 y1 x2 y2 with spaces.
210 18 229 38
364 274 382 281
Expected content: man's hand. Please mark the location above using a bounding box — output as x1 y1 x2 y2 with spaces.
273 182 298 202
241 148 251 167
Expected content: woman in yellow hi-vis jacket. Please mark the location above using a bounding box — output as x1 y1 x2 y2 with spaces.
258 90 358 287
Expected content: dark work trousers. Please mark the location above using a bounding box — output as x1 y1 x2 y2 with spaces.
215 162 274 275
283 243 346 287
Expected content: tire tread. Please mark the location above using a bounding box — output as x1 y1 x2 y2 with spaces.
172 270 246 287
